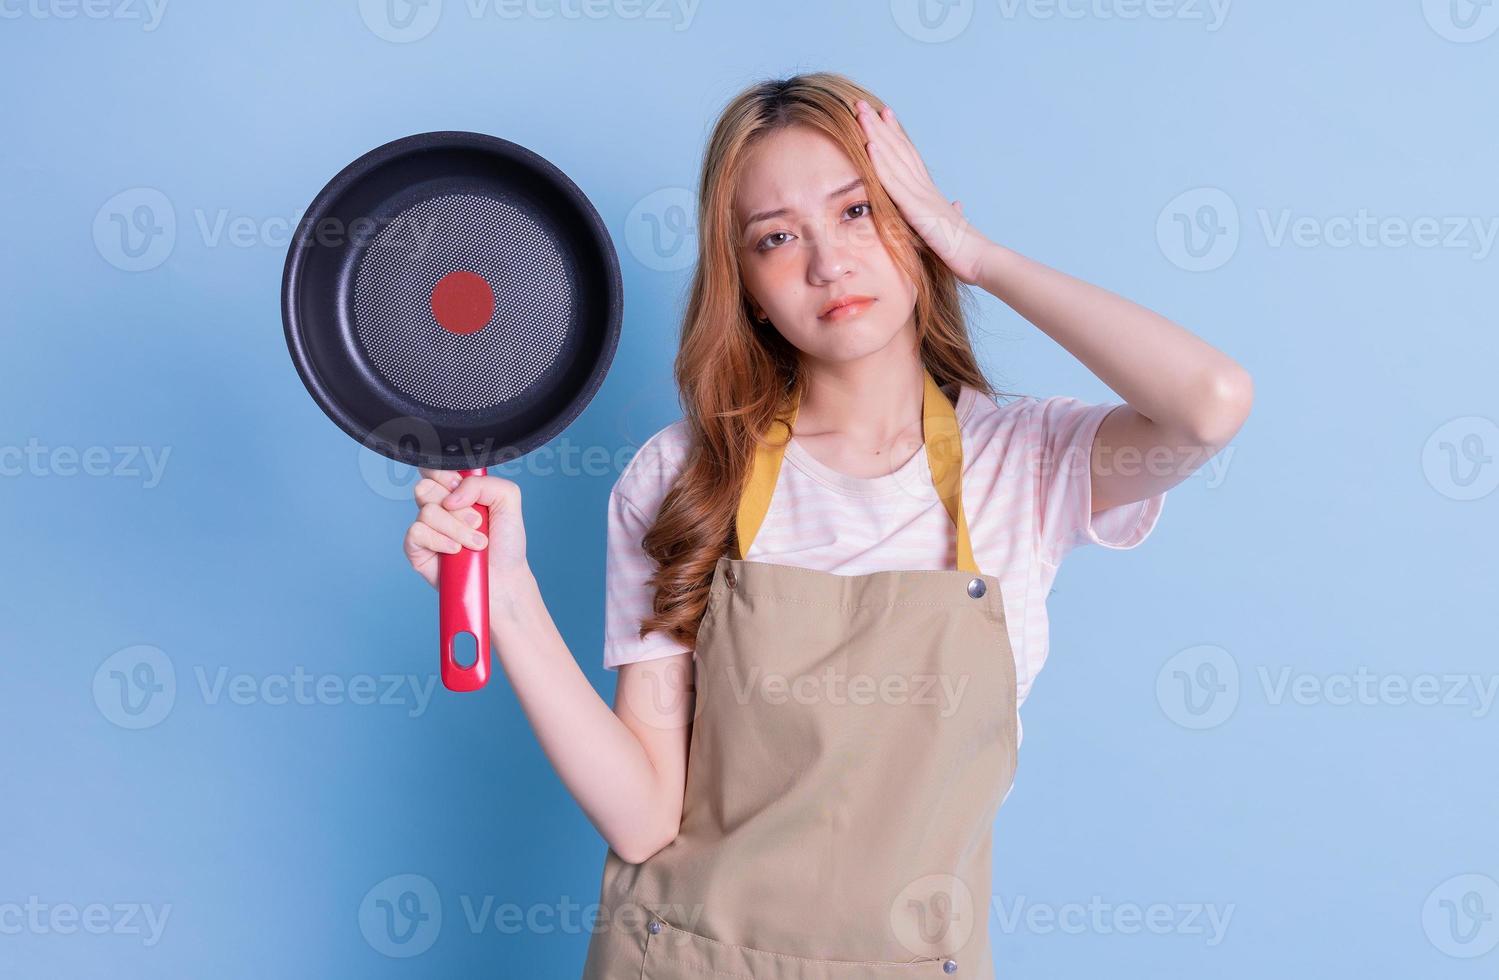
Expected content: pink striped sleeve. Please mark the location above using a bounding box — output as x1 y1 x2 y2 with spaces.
603 488 693 670
1032 396 1165 564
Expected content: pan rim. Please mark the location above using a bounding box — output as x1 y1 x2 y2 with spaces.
280 129 624 471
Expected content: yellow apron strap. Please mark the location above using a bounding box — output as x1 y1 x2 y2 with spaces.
922 369 979 575
732 397 796 562
733 369 980 575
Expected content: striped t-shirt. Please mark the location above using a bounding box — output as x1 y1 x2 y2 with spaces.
603 383 1167 749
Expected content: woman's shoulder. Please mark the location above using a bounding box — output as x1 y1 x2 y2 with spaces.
958 382 1099 463
959 382 1128 475
955 381 1042 439
611 416 694 513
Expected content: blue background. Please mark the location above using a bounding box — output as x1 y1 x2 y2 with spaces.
3 1 1496 976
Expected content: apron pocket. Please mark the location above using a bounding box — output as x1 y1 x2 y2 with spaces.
640 907 955 979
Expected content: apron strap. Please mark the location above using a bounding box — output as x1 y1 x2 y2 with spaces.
733 368 980 575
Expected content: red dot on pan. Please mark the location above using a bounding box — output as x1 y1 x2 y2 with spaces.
430 270 494 335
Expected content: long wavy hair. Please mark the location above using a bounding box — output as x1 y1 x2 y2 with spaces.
636 71 1001 649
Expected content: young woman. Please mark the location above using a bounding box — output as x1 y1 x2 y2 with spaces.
402 72 1251 979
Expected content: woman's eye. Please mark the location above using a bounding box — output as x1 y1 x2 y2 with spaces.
755 204 869 251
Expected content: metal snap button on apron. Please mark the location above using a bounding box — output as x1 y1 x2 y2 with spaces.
647 919 661 935
966 577 986 598
944 958 959 973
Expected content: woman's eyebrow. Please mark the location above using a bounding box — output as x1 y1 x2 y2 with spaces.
743 177 864 228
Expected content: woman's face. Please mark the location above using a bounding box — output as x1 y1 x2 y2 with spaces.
733 124 917 365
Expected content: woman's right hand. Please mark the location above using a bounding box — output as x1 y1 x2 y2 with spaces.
401 468 529 589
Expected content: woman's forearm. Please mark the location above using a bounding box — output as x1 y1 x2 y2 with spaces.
974 242 1250 444
487 566 673 863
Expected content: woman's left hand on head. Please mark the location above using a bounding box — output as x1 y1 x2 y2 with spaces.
855 99 991 286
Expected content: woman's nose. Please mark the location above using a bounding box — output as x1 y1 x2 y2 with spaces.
806 228 857 282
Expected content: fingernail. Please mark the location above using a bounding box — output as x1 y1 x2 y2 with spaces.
469 532 487 548
463 511 481 527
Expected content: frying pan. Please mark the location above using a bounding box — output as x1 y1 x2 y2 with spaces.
281 130 622 692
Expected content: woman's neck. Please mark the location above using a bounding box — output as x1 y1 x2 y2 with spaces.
792 344 929 477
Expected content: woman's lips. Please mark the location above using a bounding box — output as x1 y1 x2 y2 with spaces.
818 297 876 321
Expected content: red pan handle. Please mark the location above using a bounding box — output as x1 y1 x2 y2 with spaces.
439 467 490 692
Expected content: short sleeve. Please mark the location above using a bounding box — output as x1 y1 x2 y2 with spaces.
602 489 693 670
1032 396 1165 565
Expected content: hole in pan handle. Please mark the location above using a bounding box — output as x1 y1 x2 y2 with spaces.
439 467 490 691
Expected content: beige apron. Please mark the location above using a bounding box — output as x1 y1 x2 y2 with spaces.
583 368 1019 979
